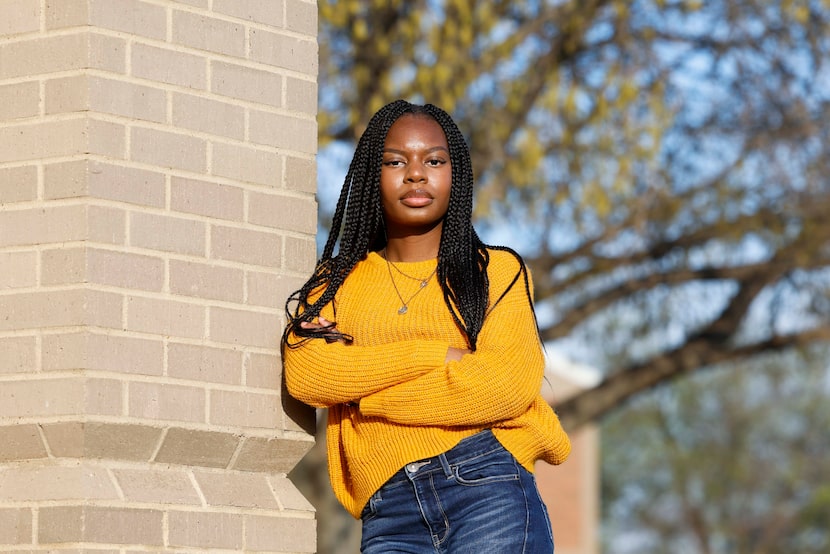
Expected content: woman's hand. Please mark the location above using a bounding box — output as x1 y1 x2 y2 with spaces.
299 315 336 332
445 346 471 363
301 316 348 343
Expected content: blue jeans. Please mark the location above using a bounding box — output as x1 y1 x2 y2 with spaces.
360 430 554 553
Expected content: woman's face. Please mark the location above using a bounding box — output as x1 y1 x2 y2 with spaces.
379 114 452 235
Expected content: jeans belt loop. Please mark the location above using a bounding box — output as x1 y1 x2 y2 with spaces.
438 452 453 478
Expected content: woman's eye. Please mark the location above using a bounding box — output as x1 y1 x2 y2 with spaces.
383 160 404 167
426 159 446 166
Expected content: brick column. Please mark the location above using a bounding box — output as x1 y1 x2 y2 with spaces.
0 1 318 551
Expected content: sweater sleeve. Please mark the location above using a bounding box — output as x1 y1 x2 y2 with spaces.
283 334 449 409
359 257 545 427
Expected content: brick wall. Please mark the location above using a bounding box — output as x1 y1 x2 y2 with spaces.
538 372 600 554
0 1 319 551
536 428 600 554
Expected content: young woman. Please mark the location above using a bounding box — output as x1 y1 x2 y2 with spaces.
282 100 571 553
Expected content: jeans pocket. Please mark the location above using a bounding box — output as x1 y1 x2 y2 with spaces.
452 448 521 486
360 490 381 522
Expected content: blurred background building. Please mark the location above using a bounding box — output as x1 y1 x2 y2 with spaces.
539 353 602 554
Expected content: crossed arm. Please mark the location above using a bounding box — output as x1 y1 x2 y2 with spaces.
283 268 544 427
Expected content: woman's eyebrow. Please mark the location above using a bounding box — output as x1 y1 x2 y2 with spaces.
382 146 450 154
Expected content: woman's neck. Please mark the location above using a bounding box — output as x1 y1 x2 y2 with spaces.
383 235 439 262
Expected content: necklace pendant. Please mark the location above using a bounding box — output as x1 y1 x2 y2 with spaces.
420 280 428 288
397 306 408 315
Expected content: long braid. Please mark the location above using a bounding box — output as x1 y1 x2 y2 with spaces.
422 104 489 350
282 101 414 348
282 100 537 352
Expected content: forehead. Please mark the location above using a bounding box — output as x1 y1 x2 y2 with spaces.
384 114 447 146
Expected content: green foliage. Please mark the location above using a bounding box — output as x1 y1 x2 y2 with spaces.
601 347 830 552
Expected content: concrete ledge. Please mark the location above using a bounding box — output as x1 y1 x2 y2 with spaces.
0 460 316 552
0 422 314 474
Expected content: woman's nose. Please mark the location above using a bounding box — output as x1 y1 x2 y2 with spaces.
405 163 426 182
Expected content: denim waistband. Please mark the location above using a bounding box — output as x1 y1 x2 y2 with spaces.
385 429 505 485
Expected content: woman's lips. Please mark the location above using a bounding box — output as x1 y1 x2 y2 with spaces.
401 190 433 207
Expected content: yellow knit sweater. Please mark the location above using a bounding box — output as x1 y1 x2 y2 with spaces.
283 249 571 518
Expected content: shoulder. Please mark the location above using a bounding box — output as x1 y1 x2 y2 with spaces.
342 251 385 281
483 247 534 304
484 247 526 282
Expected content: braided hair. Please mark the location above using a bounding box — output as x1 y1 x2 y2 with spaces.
281 100 535 351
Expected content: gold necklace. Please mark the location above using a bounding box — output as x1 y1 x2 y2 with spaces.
382 251 437 315
388 256 435 286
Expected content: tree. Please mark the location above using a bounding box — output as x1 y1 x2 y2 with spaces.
298 0 830 550
601 346 830 553
317 0 830 428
